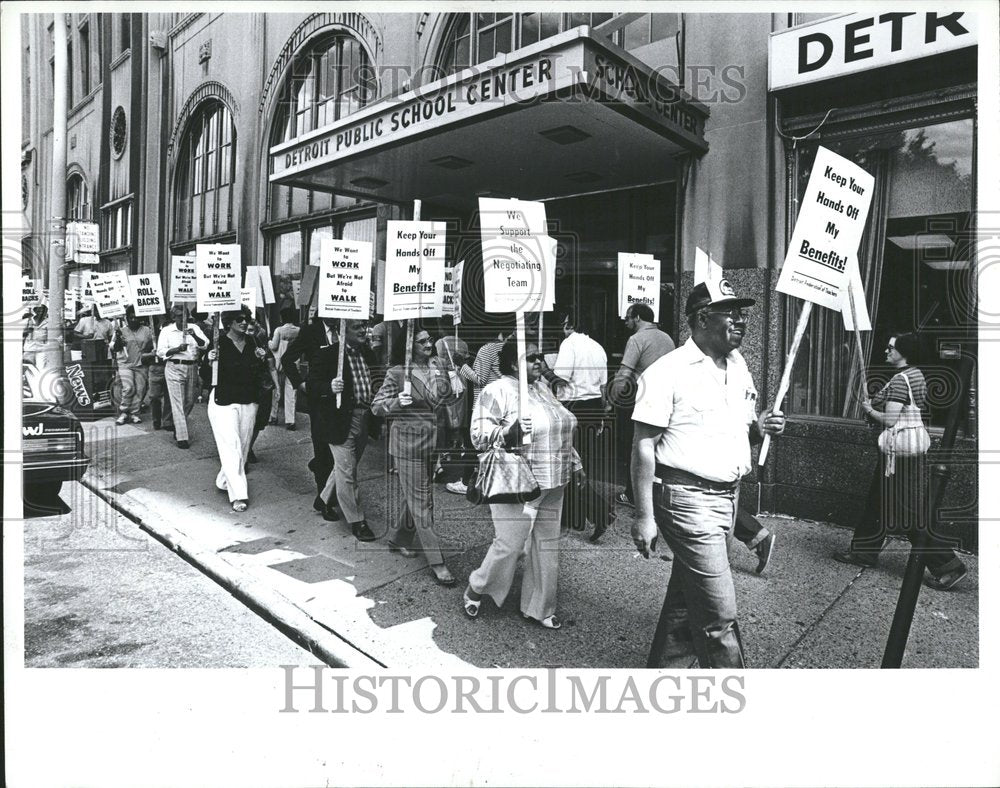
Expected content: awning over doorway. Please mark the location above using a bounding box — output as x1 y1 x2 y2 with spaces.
269 28 709 208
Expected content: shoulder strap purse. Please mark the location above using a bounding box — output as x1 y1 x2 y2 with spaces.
877 372 930 476
466 434 541 505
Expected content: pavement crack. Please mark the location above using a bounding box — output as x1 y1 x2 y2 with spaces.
773 568 868 668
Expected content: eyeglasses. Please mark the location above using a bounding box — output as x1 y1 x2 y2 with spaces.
704 308 750 321
415 337 433 345
526 353 544 362
233 317 249 324
886 344 896 352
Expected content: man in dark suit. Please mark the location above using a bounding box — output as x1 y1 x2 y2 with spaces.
311 319 380 542
281 316 340 514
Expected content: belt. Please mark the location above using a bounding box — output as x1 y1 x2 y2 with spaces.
654 464 739 491
168 359 197 365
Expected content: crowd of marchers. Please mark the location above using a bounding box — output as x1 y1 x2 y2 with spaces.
22 278 966 666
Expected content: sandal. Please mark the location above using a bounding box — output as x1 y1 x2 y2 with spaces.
463 587 481 618
430 564 456 587
232 500 248 513
523 613 562 630
924 565 968 591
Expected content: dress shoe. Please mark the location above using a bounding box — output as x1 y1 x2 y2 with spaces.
176 440 190 449
285 423 296 431
313 495 326 513
247 449 259 464
833 549 878 568
924 564 968 591
351 521 377 542
129 415 142 424
153 421 162 430
115 414 127 425
754 532 776 574
322 504 344 522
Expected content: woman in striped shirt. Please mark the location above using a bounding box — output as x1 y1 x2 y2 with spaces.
462 339 584 629
834 332 967 590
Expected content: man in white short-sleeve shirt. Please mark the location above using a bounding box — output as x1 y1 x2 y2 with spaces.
631 278 785 668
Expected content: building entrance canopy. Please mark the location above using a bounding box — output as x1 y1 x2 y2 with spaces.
269 28 709 208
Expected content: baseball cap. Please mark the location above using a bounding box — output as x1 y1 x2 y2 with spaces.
685 278 756 316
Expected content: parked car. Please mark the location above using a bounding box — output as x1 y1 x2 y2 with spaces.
22 364 90 508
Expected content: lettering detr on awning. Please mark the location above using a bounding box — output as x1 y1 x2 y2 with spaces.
769 12 977 90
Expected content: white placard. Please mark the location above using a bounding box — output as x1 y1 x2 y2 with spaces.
196 244 241 313
383 221 447 320
479 198 553 313
129 274 166 317
105 270 134 307
442 265 455 317
245 266 276 304
540 236 557 311
694 247 725 286
21 276 41 308
81 275 95 306
90 273 128 318
63 287 79 320
452 260 465 325
291 279 302 304
840 256 872 331
170 255 197 303
619 253 660 322
775 146 875 311
316 238 373 320
241 287 258 312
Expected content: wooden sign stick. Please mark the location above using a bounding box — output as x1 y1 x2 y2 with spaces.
402 199 421 397
211 311 220 387
336 318 346 409
516 312 530 445
846 280 869 406
759 300 813 465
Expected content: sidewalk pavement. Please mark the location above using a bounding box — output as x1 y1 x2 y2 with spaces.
78 404 979 670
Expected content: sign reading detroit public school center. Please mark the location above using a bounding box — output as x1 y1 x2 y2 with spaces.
270 29 708 182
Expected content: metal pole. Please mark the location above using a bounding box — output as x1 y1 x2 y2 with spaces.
402 199 420 396
42 13 69 385
882 352 973 667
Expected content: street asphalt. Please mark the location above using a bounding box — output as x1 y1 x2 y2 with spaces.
66 402 978 669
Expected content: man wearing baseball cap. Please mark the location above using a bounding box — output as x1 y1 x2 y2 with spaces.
630 278 785 668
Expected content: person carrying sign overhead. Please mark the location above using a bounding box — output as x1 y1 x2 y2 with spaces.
631 279 786 668
156 304 209 449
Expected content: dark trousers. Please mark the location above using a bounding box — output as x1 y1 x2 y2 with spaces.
618 406 636 500
561 397 612 531
306 393 334 498
850 455 961 575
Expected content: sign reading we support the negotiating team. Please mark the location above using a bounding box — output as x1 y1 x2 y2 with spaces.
479 197 552 313
316 238 373 319
196 244 241 313
382 221 446 320
776 146 875 311
618 252 661 321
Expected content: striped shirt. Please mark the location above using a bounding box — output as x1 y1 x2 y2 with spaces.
471 339 504 409
871 366 928 421
471 376 582 490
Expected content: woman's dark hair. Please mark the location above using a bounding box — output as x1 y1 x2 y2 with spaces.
221 307 251 328
280 307 297 325
892 332 920 364
498 339 520 376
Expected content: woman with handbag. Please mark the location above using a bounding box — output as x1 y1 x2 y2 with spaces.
206 308 268 513
834 332 967 590
462 340 584 629
371 327 460 586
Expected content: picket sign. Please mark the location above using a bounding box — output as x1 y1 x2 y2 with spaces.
516 312 530 445
402 200 421 397
846 279 869 403
759 301 812 464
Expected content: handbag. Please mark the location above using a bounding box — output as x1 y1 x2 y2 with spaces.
466 437 541 505
877 372 930 476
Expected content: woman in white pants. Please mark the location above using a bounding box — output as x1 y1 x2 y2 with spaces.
206 308 266 513
463 340 584 630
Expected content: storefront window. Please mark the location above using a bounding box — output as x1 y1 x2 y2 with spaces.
173 99 236 244
786 118 975 432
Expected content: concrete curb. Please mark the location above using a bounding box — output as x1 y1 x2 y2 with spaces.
79 476 385 670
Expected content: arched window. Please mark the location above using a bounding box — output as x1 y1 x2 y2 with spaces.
266 33 377 307
67 173 88 221
173 99 236 245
